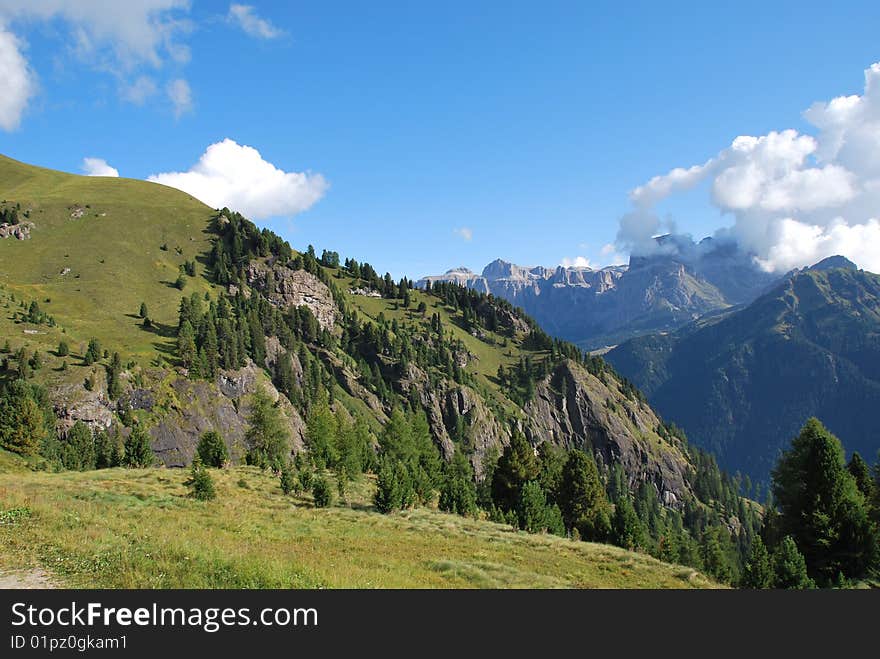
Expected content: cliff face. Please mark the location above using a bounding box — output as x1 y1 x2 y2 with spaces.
524 360 690 503
52 362 306 468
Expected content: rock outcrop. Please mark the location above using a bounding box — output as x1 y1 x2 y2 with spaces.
0 221 33 240
151 362 306 467
245 261 336 330
524 360 691 502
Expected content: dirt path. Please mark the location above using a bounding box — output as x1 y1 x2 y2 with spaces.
0 567 59 589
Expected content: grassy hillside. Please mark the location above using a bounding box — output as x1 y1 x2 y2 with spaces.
0 451 718 589
0 154 217 362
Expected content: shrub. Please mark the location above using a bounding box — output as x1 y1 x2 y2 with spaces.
280 464 296 495
312 475 332 508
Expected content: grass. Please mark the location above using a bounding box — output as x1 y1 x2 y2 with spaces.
0 456 720 589
0 154 219 365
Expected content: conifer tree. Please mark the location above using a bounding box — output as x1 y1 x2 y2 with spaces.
438 451 478 517
0 380 52 456
279 463 296 495
312 474 332 507
772 418 877 584
196 430 228 467
611 494 644 550
741 536 774 589
61 421 96 471
186 456 217 500
558 449 612 541
773 536 814 589
244 387 289 469
491 432 539 512
123 425 154 468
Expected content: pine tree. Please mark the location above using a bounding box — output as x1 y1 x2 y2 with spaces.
106 352 122 400
177 320 198 372
558 449 611 541
773 536 814 589
84 338 102 366
0 380 52 456
847 452 874 501
304 391 337 469
57 340 69 357
741 536 774 589
374 458 413 513
185 456 217 500
438 451 478 517
123 425 154 468
244 387 289 469
196 430 228 467
700 527 734 584
611 495 644 550
491 432 539 512
517 480 553 533
772 418 877 584
60 421 96 471
139 302 148 319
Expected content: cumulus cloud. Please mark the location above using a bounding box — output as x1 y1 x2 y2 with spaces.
560 256 592 268
227 4 284 39
453 227 473 241
0 26 36 131
166 78 192 117
621 62 880 274
81 157 119 177
147 139 328 220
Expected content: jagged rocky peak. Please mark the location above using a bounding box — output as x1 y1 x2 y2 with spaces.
481 258 547 281
416 234 779 349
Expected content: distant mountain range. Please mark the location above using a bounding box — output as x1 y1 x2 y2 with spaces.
418 235 779 349
607 257 880 483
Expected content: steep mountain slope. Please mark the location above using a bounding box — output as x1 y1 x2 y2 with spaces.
607 258 880 482
418 236 777 349
0 154 694 498
1 154 759 587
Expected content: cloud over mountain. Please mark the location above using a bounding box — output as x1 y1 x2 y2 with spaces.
621 62 880 273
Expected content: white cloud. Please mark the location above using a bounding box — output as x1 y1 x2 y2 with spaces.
166 78 192 117
0 1 193 119
121 75 157 105
0 26 36 131
0 1 191 71
227 4 284 39
453 227 473 241
81 157 119 177
560 256 592 268
147 138 328 220
622 62 880 274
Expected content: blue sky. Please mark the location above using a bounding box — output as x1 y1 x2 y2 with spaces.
2 1 880 277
